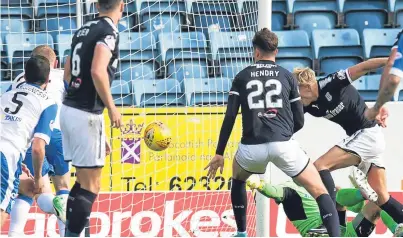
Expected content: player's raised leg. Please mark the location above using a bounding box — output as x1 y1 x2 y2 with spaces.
313 146 362 204
0 152 23 228
351 166 403 224
9 172 53 236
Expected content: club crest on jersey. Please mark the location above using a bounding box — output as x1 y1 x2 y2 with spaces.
325 92 332 101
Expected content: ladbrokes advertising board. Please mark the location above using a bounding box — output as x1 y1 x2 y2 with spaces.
1 191 256 237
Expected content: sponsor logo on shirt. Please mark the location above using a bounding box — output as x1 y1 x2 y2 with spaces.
4 115 22 122
324 102 345 119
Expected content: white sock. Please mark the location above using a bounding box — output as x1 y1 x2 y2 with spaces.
58 219 66 237
36 193 56 214
8 196 33 237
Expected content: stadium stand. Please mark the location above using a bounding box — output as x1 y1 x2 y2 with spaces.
5 33 53 78
158 31 209 82
119 32 157 81
55 33 72 66
0 0 402 103
312 29 363 76
275 30 312 72
132 78 185 107
184 77 231 105
291 0 339 39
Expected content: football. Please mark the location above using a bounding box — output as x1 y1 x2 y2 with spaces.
144 121 172 151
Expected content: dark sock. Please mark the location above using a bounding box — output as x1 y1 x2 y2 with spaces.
65 188 97 237
337 210 346 227
66 182 81 222
352 213 375 237
380 196 403 223
231 178 247 233
316 194 341 237
319 170 337 204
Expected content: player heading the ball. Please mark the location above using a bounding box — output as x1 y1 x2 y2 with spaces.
205 28 341 237
60 0 124 236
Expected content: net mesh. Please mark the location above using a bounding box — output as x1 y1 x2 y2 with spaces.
0 0 259 236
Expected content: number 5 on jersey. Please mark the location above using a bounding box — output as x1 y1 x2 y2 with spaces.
247 79 282 109
71 42 83 77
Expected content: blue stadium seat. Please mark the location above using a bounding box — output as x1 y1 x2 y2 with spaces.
119 62 156 82
55 34 72 66
187 0 238 37
0 81 12 96
359 74 381 101
275 30 312 72
342 0 388 37
220 61 251 79
312 29 363 75
209 31 254 78
0 37 7 79
363 29 400 58
36 0 77 18
184 77 231 106
0 19 29 39
137 0 186 36
119 32 157 81
238 0 287 31
132 79 185 107
292 0 338 38
38 17 77 39
209 31 254 61
0 0 34 19
5 33 53 78
395 0 403 26
158 32 209 81
111 80 132 106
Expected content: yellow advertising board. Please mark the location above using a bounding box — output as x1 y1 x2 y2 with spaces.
99 107 242 192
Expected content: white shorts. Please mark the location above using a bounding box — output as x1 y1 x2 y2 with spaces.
337 125 385 174
235 139 310 177
60 105 106 168
0 147 22 214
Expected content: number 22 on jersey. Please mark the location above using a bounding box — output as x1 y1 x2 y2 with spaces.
247 79 283 109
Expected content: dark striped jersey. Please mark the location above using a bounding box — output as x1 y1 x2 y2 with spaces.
304 70 376 136
63 16 119 114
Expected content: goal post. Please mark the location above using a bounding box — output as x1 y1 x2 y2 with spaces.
256 0 272 237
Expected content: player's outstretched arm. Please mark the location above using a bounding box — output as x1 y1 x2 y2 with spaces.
205 92 240 179
91 44 121 128
366 49 400 121
32 103 58 193
348 57 388 81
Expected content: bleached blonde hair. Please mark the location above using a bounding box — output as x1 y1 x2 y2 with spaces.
292 67 316 86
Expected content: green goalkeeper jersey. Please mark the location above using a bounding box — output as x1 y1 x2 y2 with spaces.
279 181 358 237
279 181 323 236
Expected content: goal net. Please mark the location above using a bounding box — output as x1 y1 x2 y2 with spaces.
1 0 260 237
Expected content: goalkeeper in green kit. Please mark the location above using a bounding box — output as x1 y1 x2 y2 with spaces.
247 176 403 237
